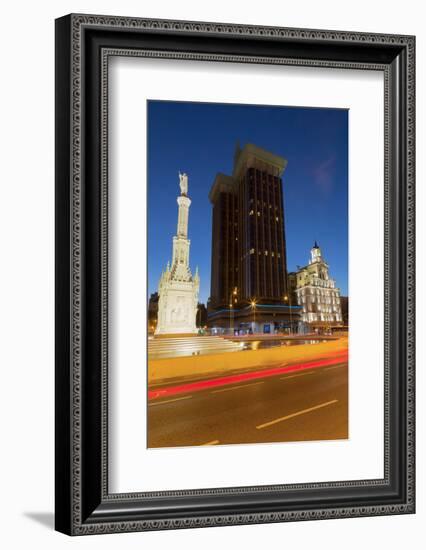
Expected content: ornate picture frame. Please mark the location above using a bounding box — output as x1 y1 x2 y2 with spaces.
55 14 415 535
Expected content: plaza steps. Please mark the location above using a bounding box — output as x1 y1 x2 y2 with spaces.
148 336 243 360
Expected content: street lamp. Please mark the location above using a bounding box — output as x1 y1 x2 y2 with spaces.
250 299 257 333
229 287 238 335
284 294 293 335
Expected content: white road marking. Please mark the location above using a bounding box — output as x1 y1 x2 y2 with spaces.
280 371 315 381
201 440 220 446
211 381 265 394
148 395 192 406
256 400 339 429
323 365 345 371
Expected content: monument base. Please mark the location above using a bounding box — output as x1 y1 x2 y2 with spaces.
155 285 198 336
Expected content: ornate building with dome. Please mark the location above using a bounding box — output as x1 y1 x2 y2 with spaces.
288 242 343 330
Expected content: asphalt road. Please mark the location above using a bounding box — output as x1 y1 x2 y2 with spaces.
147 361 348 448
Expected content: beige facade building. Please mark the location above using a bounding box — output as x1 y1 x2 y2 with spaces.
288 242 342 329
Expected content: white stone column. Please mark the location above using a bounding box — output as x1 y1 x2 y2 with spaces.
155 172 199 335
177 195 191 238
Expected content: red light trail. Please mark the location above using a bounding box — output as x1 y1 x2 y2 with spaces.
148 350 348 400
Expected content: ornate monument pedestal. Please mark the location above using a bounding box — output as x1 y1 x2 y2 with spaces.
155 173 200 335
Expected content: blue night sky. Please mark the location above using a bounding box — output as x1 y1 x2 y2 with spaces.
147 100 348 304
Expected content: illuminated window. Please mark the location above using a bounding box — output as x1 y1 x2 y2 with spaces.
250 248 255 254
249 210 254 216
265 250 268 256
275 216 279 222
257 211 261 216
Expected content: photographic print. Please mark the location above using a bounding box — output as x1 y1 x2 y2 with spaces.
147 100 348 449
55 16 415 533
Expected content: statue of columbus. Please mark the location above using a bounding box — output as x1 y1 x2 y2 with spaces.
179 171 188 196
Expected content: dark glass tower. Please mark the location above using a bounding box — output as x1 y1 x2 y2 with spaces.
208 143 295 331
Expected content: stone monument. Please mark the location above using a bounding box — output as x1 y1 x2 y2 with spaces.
155 173 200 335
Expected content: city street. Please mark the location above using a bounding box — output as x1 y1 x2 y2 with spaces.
147 355 348 448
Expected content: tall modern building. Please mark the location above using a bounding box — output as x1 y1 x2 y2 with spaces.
288 242 343 330
155 173 200 335
208 143 300 333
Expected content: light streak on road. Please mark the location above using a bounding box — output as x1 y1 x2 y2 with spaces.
148 351 348 401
